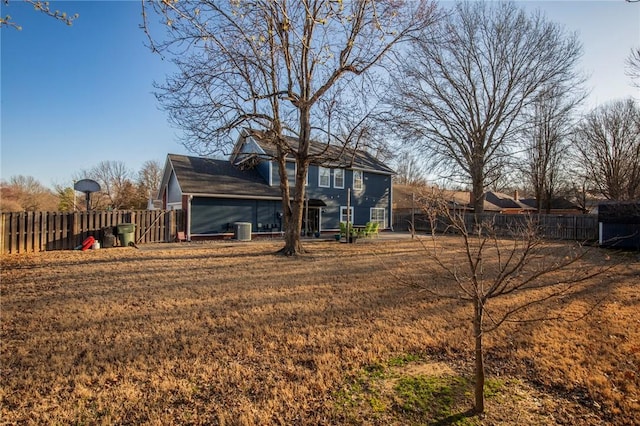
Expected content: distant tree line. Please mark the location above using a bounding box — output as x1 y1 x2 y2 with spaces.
0 160 163 212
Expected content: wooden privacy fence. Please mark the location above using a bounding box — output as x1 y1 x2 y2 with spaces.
0 210 184 254
393 212 599 242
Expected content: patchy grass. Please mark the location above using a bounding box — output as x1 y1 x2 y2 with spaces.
1 237 638 425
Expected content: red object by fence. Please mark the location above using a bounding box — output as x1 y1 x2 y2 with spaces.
81 236 95 251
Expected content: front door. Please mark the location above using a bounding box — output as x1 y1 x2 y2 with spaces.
309 207 321 233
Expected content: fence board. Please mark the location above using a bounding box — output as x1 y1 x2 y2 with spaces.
9 214 17 253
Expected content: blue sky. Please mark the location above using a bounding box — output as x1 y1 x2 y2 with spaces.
1 0 639 189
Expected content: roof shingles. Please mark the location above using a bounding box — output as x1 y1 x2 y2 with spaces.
169 154 281 198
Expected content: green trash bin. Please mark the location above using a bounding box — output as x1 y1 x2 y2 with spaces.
117 223 136 247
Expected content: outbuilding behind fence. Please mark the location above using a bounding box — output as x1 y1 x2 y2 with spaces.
598 202 640 250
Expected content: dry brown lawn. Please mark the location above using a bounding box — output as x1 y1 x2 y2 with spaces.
1 236 639 425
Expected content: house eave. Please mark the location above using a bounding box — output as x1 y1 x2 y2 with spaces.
183 192 282 201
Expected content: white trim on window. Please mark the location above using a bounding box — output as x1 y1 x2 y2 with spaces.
370 207 386 227
353 170 363 190
334 168 344 189
318 166 330 188
340 206 354 223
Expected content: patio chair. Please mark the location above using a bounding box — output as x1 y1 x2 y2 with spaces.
363 221 374 238
370 222 379 238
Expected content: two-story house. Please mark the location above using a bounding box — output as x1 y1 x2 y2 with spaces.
158 130 394 239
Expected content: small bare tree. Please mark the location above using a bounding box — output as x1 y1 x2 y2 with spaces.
390 189 611 415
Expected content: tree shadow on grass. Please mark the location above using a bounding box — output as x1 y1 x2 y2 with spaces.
429 408 477 426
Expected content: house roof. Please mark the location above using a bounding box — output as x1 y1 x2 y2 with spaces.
234 129 395 175
166 154 281 198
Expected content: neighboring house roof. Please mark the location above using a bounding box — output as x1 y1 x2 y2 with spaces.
393 184 502 212
519 197 584 211
166 154 281 199
485 192 536 212
233 129 395 175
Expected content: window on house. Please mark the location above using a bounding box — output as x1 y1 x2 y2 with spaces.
334 169 344 189
340 206 354 223
370 208 385 227
353 170 363 190
319 167 330 188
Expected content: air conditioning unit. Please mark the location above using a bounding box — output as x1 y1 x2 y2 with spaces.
235 222 252 241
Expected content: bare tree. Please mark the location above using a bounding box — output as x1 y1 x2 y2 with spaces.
573 98 640 201
520 86 584 213
77 161 134 210
387 2 584 217
1 0 78 29
137 160 163 202
393 150 429 186
389 189 611 415
626 47 640 88
0 175 57 211
143 0 439 255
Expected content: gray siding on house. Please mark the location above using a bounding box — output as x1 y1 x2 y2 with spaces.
191 197 282 235
167 171 182 204
256 161 271 184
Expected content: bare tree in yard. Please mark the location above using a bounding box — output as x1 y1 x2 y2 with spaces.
573 98 640 201
520 85 584 213
143 0 439 255
392 189 611 415
386 1 583 217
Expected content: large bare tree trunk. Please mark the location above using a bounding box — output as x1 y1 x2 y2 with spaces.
276 148 305 256
470 166 485 218
279 167 307 256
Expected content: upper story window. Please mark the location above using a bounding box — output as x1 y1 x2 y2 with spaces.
334 169 344 189
353 170 363 190
318 167 330 188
